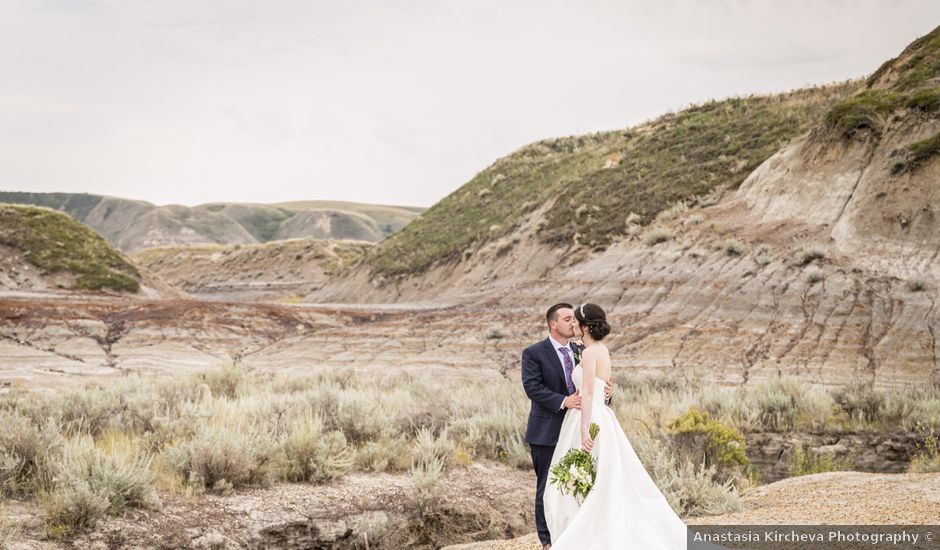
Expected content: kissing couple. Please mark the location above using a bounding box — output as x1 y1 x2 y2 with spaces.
521 302 688 549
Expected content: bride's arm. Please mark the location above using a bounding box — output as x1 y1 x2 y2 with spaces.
580 349 595 451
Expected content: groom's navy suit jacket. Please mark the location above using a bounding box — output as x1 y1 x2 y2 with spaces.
521 338 583 447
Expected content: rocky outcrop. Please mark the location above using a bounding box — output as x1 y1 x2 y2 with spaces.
746 431 927 483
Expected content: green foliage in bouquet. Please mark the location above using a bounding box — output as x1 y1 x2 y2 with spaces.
549 423 600 505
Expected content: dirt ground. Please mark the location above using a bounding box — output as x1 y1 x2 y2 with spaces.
442 471 940 550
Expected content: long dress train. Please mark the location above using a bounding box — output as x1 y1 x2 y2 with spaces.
543 365 688 549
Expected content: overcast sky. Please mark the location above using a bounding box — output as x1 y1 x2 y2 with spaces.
1 1 937 208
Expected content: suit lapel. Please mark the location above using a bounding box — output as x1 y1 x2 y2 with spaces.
543 338 568 387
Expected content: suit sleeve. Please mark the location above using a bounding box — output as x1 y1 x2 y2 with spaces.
521 347 566 412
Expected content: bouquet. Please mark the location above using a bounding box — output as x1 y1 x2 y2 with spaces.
548 423 599 505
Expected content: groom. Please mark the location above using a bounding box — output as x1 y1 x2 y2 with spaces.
521 303 612 549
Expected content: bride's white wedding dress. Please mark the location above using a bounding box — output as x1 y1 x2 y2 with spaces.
543 364 688 549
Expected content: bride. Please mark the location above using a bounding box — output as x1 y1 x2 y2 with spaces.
543 303 688 549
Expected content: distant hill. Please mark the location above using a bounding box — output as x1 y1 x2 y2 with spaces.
0 192 424 253
132 238 372 302
0 203 176 296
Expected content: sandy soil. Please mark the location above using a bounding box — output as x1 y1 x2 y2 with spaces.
442 472 940 550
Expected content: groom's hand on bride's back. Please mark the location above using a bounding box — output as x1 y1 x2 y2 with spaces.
563 392 581 410
604 377 613 399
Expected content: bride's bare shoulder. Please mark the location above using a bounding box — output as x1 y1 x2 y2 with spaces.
583 343 610 358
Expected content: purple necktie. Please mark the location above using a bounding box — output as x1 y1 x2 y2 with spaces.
559 347 576 395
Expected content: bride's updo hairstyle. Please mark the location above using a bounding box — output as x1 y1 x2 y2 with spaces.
574 303 611 341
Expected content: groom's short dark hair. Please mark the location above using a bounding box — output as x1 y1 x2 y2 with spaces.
546 303 573 328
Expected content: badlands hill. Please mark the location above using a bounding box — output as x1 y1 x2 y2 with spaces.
2 27 939 391
0 204 178 297
305 25 940 388
0 192 423 253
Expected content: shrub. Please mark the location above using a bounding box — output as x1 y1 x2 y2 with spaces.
723 239 745 256
280 411 354 483
832 384 884 424
0 412 61 497
906 131 940 169
794 246 825 266
42 481 109 539
672 461 742 517
412 428 456 470
193 364 247 400
484 326 508 340
825 89 901 135
747 378 833 431
644 227 673 246
328 390 389 444
633 436 741 517
805 265 824 284
909 433 940 473
906 277 927 292
446 406 530 468
407 454 446 544
613 371 682 397
52 390 124 437
166 419 277 492
356 435 411 473
667 407 749 476
43 433 157 538
59 434 157 514
787 444 852 477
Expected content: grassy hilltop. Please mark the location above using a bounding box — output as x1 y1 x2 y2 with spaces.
367 82 859 279
0 204 140 292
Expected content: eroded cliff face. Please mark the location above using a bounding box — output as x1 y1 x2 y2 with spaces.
739 118 940 281
300 131 939 389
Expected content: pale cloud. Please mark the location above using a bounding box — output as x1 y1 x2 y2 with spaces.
0 0 936 207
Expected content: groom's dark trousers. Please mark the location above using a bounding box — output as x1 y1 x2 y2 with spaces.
529 443 557 545
521 338 579 547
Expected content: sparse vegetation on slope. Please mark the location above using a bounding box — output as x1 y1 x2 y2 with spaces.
0 204 139 292
368 83 856 278
542 86 854 248
828 25 940 137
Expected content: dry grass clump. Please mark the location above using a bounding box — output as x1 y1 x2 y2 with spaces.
909 434 940 473
906 277 927 292
644 227 674 246
787 444 852 477
793 246 825 266
805 265 825 284
722 239 745 256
